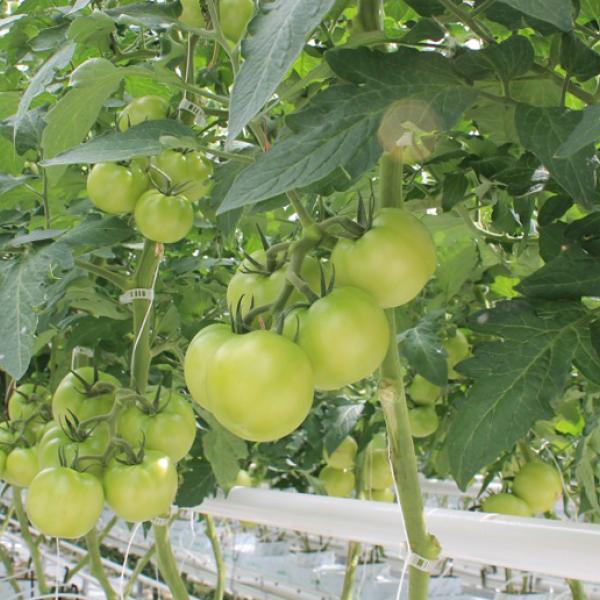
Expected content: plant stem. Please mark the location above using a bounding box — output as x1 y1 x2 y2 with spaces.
287 191 315 228
123 545 155 599
380 153 404 208
357 0 383 32
85 528 117 600
0 543 20 594
204 515 225 600
41 169 50 229
153 523 190 600
340 541 361 600
567 579 589 600
67 516 118 580
75 258 130 290
180 34 199 126
13 488 49 594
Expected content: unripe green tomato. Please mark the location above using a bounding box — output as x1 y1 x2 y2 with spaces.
368 432 387 451
331 208 436 308
319 466 355 497
27 467 104 538
4 447 38 487
236 469 254 487
134 190 193 243
8 384 51 440
287 287 389 391
184 324 234 410
368 487 395 503
364 448 393 490
0 450 6 477
179 0 205 27
444 329 470 379
206 330 314 442
512 462 562 514
151 150 212 202
408 375 441 406
118 95 169 131
86 162 148 214
324 436 358 470
220 0 254 43
408 407 439 438
482 493 533 517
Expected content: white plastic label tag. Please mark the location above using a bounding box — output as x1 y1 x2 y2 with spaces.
179 98 206 125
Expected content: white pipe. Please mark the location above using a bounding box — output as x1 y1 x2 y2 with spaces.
197 487 600 583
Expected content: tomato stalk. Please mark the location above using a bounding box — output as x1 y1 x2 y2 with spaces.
153 522 190 600
85 528 118 600
122 545 156 599
12 488 49 594
340 541 361 600
357 0 383 32
0 541 19 594
567 579 589 600
204 514 225 600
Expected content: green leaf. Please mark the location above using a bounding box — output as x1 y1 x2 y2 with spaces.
0 243 73 379
447 300 585 488
67 12 116 44
441 173 469 211
495 0 573 31
104 1 182 28
538 195 572 226
400 18 444 44
573 324 600 385
556 105 600 157
228 0 336 144
517 248 600 299
560 33 600 81
575 424 600 517
219 48 478 213
322 403 363 454
399 312 448 386
40 120 195 166
176 459 216 507
515 104 597 209
0 174 32 195
14 43 76 143
60 215 134 248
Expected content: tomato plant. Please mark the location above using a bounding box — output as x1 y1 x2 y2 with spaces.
319 465 355 498
118 96 169 131
134 190 194 243
512 462 563 514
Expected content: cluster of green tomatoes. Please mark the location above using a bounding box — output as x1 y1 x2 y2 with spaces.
0 368 196 538
86 96 212 244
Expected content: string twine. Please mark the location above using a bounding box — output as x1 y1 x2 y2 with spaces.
119 522 141 600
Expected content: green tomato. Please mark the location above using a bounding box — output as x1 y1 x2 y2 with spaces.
512 462 562 514
482 493 533 517
134 190 193 243
331 208 436 308
408 375 441 406
8 383 51 439
103 450 178 523
4 447 38 487
219 0 254 43
151 150 212 202
368 487 395 503
27 467 104 538
236 469 255 487
52 367 119 425
444 329 470 379
364 448 393 490
118 96 169 131
226 251 322 318
287 287 389 391
319 466 355 497
179 0 205 27
207 330 314 442
86 162 148 215
0 450 6 477
117 387 196 462
324 436 358 470
184 324 234 410
409 407 439 438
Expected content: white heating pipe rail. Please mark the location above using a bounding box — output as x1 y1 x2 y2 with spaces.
197 487 600 584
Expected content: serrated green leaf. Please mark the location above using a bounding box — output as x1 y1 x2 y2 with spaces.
219 48 478 213
322 403 363 454
60 215 134 248
228 0 336 144
40 120 195 166
448 300 586 488
496 0 573 31
176 459 216 507
515 105 597 209
556 105 600 157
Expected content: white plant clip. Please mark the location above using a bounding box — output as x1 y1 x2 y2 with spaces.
70 346 94 371
119 288 155 305
178 98 206 126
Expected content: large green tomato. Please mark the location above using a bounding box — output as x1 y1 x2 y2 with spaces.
444 329 470 379
134 190 193 243
151 150 212 202
103 450 178 522
220 0 254 43
287 287 389 391
184 324 233 410
409 407 439 438
331 208 436 308
86 162 148 215
206 330 314 442
117 387 196 462
368 487 395 503
364 448 393 490
4 447 38 487
319 466 355 497
512 462 562 514
324 436 358 470
118 96 169 131
52 367 119 425
482 493 532 517
226 251 322 317
408 375 441 406
27 467 104 538
179 0 205 27
8 383 51 439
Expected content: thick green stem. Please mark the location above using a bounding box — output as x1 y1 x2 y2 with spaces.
13 488 49 594
357 0 383 32
340 541 361 600
180 34 199 126
379 153 404 208
123 545 155 599
0 543 20 594
75 258 129 290
153 523 190 600
85 528 117 600
287 190 315 228
67 516 118 580
204 515 225 600
567 579 589 600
